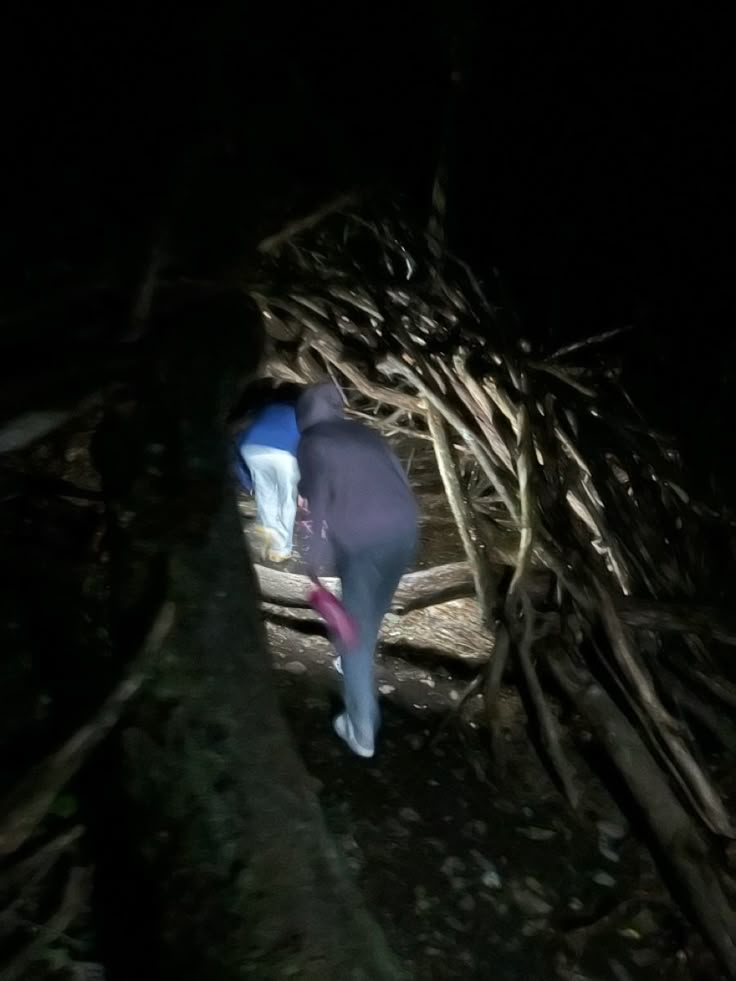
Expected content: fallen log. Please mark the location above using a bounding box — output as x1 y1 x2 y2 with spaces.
254 561 542 614
254 562 736 646
264 596 491 664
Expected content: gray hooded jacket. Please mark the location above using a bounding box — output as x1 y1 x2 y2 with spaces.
296 383 418 572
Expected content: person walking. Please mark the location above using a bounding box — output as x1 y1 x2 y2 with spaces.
296 382 418 758
235 401 300 563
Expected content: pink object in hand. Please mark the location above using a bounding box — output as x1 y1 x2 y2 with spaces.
308 583 359 651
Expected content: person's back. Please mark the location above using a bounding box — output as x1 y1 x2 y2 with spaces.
296 385 417 563
239 402 300 456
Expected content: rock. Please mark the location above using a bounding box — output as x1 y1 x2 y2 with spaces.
441 856 466 877
510 881 553 916
628 907 658 937
462 819 488 838
458 894 476 912
493 799 516 815
446 914 468 933
470 849 502 889
597 818 627 839
283 660 307 674
399 806 421 823
516 825 556 841
378 683 396 694
598 840 621 863
520 918 547 937
524 876 547 896
481 869 502 889
592 870 617 888
385 818 411 839
631 949 661 968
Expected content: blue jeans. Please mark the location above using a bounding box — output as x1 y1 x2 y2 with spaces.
334 531 417 745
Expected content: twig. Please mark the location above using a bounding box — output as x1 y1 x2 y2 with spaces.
547 325 633 362
257 192 358 255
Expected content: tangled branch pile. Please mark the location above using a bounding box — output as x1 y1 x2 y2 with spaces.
246 201 736 973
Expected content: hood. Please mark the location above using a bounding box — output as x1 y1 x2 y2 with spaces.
296 382 345 432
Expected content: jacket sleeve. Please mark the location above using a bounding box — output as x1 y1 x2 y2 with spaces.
297 434 332 576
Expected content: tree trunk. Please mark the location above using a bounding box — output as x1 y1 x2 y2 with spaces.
93 295 403 981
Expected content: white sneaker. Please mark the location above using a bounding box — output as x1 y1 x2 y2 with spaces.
333 713 374 758
334 656 344 676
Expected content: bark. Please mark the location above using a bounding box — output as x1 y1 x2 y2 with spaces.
94 296 403 981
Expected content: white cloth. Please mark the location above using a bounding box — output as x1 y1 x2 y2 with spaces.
240 444 299 555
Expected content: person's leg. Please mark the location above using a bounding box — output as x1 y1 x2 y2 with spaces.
335 531 417 755
240 445 280 557
269 450 299 557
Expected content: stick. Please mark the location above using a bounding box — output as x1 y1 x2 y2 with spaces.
426 405 499 628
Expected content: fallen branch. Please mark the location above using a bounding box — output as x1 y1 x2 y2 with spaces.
0 825 84 896
2 865 91 981
0 601 175 858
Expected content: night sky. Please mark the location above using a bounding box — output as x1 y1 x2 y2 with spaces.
2 4 733 479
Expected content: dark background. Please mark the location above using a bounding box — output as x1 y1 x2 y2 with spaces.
2 3 734 490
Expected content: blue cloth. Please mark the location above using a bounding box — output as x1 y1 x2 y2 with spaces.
234 403 300 492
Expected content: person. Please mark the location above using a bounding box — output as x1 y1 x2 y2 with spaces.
234 401 300 563
296 382 418 758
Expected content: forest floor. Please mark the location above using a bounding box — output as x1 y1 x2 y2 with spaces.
243 440 727 981
0 423 727 981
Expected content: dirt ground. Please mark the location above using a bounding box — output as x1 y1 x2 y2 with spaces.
2 425 726 980
241 442 726 981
